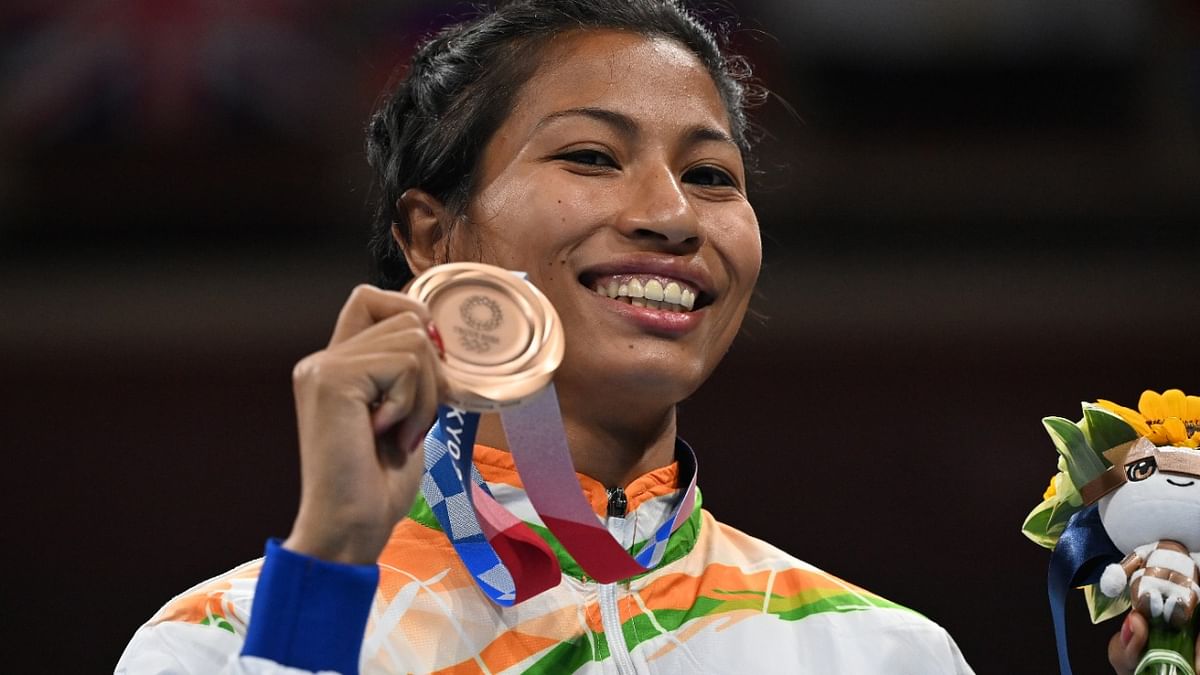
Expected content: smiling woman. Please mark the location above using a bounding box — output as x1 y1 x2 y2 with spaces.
409 30 763 488
116 2 973 674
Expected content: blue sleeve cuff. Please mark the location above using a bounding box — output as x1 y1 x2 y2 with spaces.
242 539 379 675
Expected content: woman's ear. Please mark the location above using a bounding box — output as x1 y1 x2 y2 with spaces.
396 188 451 275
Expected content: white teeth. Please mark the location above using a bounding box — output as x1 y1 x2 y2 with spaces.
663 281 681 305
590 274 702 312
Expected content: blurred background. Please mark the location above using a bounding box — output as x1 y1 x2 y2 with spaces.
2 0 1197 672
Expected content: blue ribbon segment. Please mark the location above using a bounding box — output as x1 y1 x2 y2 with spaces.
1048 504 1123 675
636 438 696 568
420 405 521 604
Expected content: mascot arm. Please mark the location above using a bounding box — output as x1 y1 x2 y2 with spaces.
1124 549 1151 577
1100 551 1147 599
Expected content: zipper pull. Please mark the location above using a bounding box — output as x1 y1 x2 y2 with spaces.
606 486 627 518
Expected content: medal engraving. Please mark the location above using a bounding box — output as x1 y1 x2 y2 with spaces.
456 295 503 354
460 295 503 332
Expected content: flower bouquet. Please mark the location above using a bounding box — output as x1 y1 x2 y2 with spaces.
1023 390 1200 675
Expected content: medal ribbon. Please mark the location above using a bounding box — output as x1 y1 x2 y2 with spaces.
504 385 698 581
420 385 698 605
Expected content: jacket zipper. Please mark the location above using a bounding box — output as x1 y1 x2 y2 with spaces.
600 487 635 674
606 486 627 518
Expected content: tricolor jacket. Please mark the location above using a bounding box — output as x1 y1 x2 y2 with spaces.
117 444 974 674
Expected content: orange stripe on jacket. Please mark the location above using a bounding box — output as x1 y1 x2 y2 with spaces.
472 444 681 517
156 564 262 625
430 605 580 675
637 564 869 614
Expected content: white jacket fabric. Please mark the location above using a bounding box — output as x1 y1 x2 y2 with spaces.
118 445 974 674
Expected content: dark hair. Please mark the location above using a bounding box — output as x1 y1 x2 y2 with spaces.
365 0 759 290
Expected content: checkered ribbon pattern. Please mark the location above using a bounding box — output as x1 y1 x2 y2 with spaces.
420 385 698 605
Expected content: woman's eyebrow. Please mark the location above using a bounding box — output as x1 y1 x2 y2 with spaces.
533 106 737 150
682 124 737 149
534 107 638 139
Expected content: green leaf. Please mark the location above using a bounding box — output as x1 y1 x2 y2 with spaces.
1055 471 1082 506
1021 472 1085 549
1021 501 1058 549
1084 584 1130 624
1081 403 1137 458
1046 497 1084 536
1043 416 1107 486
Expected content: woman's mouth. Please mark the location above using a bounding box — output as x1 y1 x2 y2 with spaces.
585 274 706 313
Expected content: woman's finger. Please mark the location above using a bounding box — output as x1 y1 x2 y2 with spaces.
332 306 426 352
368 352 422 437
295 326 432 410
366 336 443 454
394 334 443 455
1108 612 1147 675
329 284 431 345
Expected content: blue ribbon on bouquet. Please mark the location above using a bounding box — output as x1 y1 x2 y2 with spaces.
1048 504 1123 675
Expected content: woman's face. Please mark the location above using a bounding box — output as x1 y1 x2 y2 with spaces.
450 30 761 404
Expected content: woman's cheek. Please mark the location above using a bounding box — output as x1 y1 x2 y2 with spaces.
713 216 761 281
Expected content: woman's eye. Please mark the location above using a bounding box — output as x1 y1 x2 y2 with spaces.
1126 458 1158 482
559 150 618 168
683 165 736 188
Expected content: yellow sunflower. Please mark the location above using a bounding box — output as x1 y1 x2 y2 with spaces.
1096 388 1200 448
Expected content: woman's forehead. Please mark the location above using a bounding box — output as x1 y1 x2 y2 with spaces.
509 30 731 137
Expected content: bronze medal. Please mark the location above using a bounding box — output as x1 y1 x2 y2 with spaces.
408 263 564 411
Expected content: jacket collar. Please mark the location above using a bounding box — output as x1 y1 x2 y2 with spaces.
406 443 702 582
470 443 684 518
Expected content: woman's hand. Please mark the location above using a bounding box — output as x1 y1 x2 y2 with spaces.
1108 612 1200 674
282 284 445 565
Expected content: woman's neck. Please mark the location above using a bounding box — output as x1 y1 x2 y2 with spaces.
474 397 678 489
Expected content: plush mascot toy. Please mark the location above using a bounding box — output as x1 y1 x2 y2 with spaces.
1024 389 1200 675
1095 439 1200 629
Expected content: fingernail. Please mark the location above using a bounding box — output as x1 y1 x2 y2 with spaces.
426 322 445 359
1121 613 1134 646
409 429 425 455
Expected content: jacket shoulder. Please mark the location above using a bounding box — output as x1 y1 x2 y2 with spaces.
148 557 265 634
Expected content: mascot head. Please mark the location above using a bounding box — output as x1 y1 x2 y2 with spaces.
1089 438 1200 552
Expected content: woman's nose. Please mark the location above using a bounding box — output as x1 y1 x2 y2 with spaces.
614 167 703 250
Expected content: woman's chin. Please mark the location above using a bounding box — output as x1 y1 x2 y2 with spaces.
554 355 707 409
